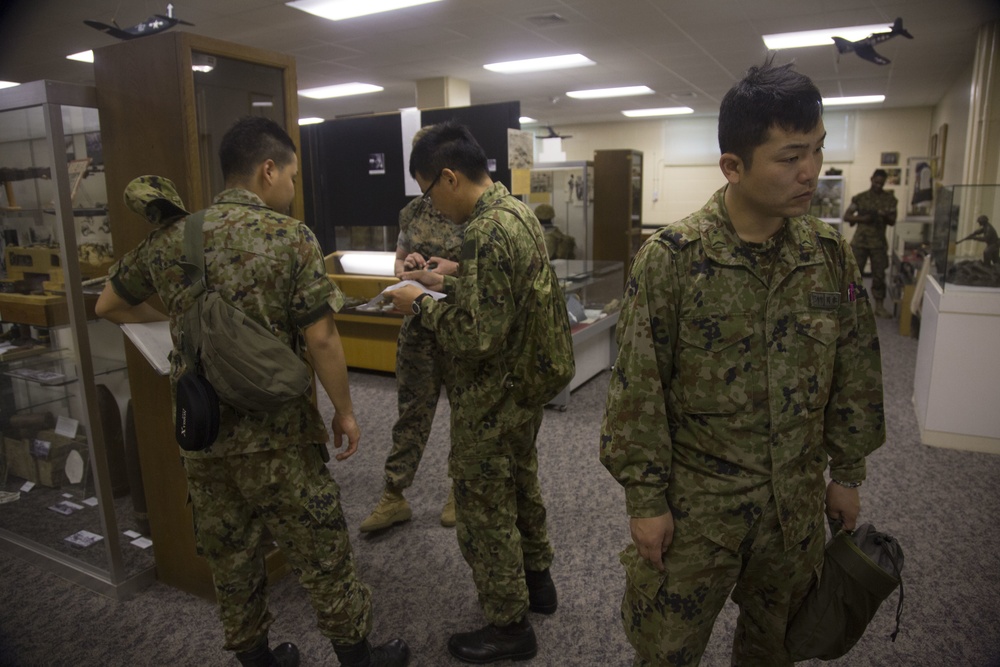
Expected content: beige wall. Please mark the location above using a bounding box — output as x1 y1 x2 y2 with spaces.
548 107 937 240
932 61 974 187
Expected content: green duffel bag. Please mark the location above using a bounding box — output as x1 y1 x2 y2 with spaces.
786 523 904 661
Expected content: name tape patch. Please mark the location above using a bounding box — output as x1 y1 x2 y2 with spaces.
810 292 841 309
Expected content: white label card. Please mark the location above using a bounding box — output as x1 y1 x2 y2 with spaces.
55 415 79 439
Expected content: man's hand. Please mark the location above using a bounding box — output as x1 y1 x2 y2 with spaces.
629 513 674 572
386 283 425 313
330 411 360 461
826 481 861 531
397 269 445 292
401 252 428 271
427 256 459 276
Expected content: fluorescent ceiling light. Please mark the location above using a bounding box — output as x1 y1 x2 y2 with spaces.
299 117 325 125
0 81 20 89
286 0 441 21
192 54 216 73
763 23 896 50
519 116 538 124
566 85 654 100
299 82 384 99
823 95 885 106
622 107 694 118
67 50 94 63
484 54 595 74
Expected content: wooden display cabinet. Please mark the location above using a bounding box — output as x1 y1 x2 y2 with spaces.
93 32 299 600
593 149 643 280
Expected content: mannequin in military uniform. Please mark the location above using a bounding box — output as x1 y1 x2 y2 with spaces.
534 203 576 260
844 169 897 317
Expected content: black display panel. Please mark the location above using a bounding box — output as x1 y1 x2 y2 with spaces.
300 101 520 254
301 113 412 252
421 101 520 191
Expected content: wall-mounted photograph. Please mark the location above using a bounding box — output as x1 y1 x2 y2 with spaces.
880 151 899 166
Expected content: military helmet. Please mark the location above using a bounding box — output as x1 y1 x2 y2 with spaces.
534 204 555 222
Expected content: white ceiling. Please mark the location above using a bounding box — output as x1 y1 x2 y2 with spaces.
1 0 998 128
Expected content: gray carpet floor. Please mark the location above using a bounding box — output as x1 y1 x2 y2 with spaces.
1 317 999 667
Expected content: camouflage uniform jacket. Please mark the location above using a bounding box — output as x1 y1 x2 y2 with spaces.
420 182 552 445
110 187 345 459
396 196 466 261
848 188 897 248
600 186 885 552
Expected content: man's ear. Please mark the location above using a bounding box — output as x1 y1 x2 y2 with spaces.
440 167 459 191
719 152 744 185
260 159 278 187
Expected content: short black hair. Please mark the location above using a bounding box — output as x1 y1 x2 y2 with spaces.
872 168 888 179
219 116 297 181
719 56 823 169
409 121 489 182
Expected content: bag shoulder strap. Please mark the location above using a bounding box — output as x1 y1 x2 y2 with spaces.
178 210 209 369
487 201 549 268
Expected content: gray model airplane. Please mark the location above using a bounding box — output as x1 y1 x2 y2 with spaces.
84 4 193 40
833 18 913 65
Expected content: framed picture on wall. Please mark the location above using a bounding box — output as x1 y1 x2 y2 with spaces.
880 151 899 166
906 156 934 221
885 168 901 185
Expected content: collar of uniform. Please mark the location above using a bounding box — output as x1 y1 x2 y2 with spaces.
470 181 511 220
213 187 270 209
701 185 824 268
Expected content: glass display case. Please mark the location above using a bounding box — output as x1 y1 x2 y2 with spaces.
929 184 1000 289
548 259 623 409
529 161 593 260
810 175 844 225
913 183 1000 455
0 81 154 599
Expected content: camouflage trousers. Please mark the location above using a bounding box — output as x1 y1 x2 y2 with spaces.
184 444 372 652
450 408 555 625
621 498 824 667
851 244 889 300
385 316 454 490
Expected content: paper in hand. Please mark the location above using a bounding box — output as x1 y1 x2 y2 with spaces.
365 280 446 309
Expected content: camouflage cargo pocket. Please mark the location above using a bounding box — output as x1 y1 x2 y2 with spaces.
792 313 838 409
448 454 512 481
676 314 752 414
620 543 667 601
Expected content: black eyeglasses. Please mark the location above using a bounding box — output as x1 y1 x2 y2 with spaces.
421 171 443 204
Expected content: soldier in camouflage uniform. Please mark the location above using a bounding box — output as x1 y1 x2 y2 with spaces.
387 122 563 664
600 61 885 667
844 168 898 317
360 194 466 532
95 117 410 667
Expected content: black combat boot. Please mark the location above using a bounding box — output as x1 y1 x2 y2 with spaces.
525 568 558 614
235 639 300 667
447 617 537 664
332 637 410 666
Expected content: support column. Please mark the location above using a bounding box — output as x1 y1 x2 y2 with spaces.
415 77 470 109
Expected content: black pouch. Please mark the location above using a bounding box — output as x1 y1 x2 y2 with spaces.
175 371 220 452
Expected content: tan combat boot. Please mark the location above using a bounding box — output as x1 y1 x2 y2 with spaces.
874 299 891 318
440 488 456 528
359 488 411 533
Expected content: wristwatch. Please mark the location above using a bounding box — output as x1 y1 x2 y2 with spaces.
411 294 430 315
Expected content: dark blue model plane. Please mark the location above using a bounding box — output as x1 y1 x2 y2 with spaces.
833 18 913 65
84 8 193 40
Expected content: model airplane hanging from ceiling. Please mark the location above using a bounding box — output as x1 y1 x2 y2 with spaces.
832 18 913 65
84 3 193 40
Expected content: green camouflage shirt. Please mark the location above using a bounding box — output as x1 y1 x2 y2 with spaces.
848 188 897 248
110 187 344 458
600 186 885 551
396 196 466 261
420 182 553 445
